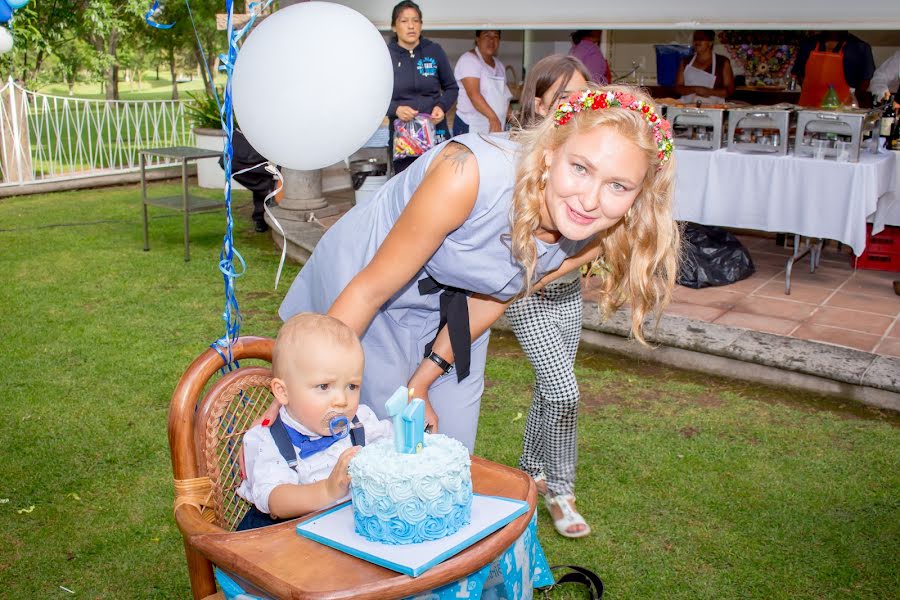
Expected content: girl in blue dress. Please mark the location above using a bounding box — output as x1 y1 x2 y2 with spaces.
279 85 679 454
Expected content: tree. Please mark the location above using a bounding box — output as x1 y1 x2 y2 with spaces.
81 0 146 100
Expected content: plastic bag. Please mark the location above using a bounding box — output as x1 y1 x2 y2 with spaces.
677 222 755 289
393 114 436 160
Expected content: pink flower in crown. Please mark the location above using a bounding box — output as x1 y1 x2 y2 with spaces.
617 92 636 107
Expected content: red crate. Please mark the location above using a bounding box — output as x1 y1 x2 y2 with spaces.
864 224 900 255
853 252 900 272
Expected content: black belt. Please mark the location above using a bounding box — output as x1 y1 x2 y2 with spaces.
418 276 470 382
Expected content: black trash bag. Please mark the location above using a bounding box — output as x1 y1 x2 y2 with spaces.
677 222 755 289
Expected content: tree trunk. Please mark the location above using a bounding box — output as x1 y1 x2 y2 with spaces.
169 46 178 101
192 45 214 97
105 28 120 101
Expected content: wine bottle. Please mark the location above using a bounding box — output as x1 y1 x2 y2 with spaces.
881 94 896 145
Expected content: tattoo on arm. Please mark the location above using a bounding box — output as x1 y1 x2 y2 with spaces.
441 142 473 175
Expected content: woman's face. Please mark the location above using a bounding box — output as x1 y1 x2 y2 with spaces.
534 71 589 118
392 8 422 48
692 36 713 56
475 31 501 59
541 126 649 241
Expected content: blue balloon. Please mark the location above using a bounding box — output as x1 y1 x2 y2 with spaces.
6 0 28 9
0 2 12 24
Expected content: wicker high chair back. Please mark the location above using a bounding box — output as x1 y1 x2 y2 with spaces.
169 336 275 599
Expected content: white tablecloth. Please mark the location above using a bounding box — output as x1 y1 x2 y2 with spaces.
674 148 897 256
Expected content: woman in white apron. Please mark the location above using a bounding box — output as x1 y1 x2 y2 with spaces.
453 30 513 135
674 30 735 105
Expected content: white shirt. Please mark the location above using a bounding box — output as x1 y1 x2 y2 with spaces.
236 404 392 514
871 51 900 100
454 48 513 134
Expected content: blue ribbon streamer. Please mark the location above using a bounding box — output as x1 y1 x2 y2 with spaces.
210 0 274 371
146 0 275 371
144 0 175 30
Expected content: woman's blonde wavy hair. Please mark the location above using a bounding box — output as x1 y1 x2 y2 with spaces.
508 83 680 345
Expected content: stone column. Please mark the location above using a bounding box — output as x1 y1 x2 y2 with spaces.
268 167 339 223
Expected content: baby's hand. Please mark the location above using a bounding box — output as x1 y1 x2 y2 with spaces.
326 446 360 500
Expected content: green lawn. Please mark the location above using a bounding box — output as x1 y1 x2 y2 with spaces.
39 70 228 101
1 184 898 598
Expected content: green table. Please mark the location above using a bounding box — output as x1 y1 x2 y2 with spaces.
140 146 224 262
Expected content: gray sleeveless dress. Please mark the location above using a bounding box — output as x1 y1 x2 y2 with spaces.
279 133 592 451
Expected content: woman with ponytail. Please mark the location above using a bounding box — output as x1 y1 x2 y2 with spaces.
279 83 680 458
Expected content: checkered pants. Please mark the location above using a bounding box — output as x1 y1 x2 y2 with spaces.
505 278 582 497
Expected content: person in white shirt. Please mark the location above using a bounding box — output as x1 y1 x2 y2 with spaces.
871 50 900 103
236 313 392 529
452 30 513 135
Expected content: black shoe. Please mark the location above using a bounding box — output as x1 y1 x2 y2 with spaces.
254 220 269 233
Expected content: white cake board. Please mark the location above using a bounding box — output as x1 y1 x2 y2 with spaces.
296 494 529 577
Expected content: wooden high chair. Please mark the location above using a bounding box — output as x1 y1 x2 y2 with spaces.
168 336 537 600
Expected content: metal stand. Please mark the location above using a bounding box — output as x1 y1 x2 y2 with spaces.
140 146 223 261
784 235 824 294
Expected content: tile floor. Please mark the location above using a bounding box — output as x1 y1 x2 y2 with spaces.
317 194 900 358
650 233 900 357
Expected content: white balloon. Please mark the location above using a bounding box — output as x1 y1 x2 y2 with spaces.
0 28 12 55
232 2 393 171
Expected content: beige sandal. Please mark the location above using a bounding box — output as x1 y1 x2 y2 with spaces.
544 494 591 538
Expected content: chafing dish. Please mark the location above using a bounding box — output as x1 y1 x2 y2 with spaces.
794 108 881 162
665 105 726 150
727 107 793 155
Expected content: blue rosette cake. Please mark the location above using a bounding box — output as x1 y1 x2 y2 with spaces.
348 433 473 544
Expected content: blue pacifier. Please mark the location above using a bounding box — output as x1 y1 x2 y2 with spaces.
328 415 350 439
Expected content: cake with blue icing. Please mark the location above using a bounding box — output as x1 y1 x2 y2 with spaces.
349 433 472 544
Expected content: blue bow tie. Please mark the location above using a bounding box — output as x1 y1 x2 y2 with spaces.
283 424 343 459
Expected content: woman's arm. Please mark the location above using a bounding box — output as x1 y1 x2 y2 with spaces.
460 77 503 132
328 142 480 336
409 236 604 393
719 57 735 98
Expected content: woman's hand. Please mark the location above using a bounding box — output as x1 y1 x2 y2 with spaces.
488 116 503 133
396 105 418 121
421 393 439 433
430 106 445 123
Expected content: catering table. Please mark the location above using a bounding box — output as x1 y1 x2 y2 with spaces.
674 148 897 292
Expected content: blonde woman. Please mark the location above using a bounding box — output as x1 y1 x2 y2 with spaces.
279 85 679 457
504 55 594 538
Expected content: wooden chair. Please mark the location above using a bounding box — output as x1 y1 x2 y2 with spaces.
169 335 536 600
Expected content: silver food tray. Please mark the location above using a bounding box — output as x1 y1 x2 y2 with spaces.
727 108 793 156
666 106 726 151
794 109 881 162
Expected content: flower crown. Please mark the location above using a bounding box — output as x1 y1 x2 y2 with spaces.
553 90 674 165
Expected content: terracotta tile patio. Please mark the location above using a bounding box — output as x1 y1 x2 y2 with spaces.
644 233 900 357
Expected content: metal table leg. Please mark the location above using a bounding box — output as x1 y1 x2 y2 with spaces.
784 235 824 294
182 158 190 262
141 152 150 251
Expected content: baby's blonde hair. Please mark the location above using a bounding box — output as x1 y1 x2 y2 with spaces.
509 84 680 345
272 313 361 378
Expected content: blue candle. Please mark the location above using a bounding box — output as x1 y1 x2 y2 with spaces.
401 398 425 454
384 386 409 454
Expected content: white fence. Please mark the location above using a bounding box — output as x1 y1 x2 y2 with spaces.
0 78 194 187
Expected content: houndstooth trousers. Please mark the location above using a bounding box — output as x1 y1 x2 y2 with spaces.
505 277 583 497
